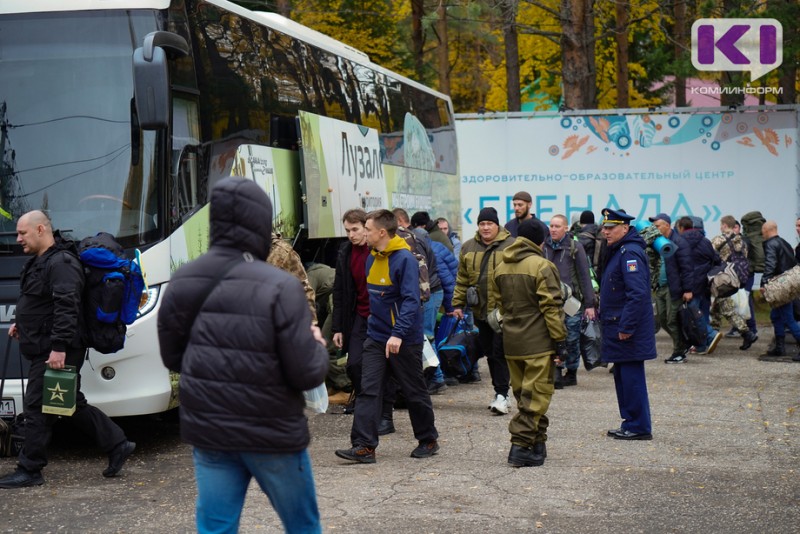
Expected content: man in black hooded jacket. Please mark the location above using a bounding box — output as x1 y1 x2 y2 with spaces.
158 177 329 533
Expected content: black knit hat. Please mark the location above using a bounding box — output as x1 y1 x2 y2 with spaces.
518 217 547 245
410 211 431 229
579 210 595 224
477 207 499 226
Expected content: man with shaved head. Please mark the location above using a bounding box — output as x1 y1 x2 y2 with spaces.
761 220 800 361
0 211 134 489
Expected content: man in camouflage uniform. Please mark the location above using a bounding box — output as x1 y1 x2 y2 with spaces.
268 232 317 324
710 216 757 350
489 218 567 467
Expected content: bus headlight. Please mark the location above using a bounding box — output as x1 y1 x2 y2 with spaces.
137 285 160 318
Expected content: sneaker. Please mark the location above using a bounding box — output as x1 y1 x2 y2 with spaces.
690 345 708 355
335 446 376 464
0 468 44 489
706 332 723 354
665 353 688 364
427 381 448 395
488 394 510 415
410 440 439 458
103 440 136 477
443 377 460 387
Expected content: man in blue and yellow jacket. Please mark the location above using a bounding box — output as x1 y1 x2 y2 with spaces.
336 209 439 464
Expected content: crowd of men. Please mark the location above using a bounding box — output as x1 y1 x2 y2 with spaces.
4 180 799 533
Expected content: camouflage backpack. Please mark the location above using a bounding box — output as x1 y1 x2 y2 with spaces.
396 227 431 303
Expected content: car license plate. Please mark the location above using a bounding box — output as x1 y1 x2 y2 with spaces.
0 397 15 418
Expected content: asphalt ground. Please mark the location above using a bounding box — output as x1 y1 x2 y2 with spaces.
1 329 798 533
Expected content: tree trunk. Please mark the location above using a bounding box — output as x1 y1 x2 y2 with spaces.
436 2 451 95
778 67 797 104
275 0 291 17
560 0 595 109
411 0 426 82
673 0 686 107
615 0 629 108
719 0 744 107
501 0 521 111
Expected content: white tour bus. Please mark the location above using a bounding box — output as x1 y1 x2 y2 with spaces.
0 0 460 417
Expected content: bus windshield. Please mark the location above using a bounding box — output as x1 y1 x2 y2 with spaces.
0 10 161 251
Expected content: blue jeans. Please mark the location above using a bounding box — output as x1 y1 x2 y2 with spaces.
423 290 444 338
770 302 800 340
563 313 582 371
424 290 445 384
193 448 321 534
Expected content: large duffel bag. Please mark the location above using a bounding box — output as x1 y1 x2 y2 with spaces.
436 319 480 378
762 265 800 308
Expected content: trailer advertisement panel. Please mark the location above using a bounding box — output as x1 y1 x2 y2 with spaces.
456 108 799 242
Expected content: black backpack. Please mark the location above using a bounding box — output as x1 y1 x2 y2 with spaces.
78 233 145 354
723 235 750 286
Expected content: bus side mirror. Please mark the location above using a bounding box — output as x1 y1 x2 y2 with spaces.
132 31 189 130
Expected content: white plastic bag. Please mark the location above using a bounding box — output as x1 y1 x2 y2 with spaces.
732 289 751 320
422 338 439 369
303 383 329 414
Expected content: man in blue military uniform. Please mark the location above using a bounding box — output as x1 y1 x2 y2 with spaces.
599 208 656 440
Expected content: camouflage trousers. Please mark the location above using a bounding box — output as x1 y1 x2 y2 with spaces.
710 295 747 332
507 354 555 448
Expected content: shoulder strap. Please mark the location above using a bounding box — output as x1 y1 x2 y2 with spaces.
478 242 499 282
722 234 734 257
185 253 248 329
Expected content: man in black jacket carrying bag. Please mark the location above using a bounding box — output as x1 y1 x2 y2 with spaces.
761 220 800 360
0 211 134 489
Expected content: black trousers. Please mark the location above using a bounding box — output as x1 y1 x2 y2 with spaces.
18 348 126 473
475 319 510 397
350 337 437 449
345 313 369 397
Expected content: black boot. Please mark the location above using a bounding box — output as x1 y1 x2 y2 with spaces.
532 441 547 461
563 369 577 387
508 444 544 467
739 330 758 350
377 417 395 436
765 336 785 356
554 368 564 390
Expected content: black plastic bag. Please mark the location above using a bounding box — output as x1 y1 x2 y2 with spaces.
580 319 605 371
678 302 705 347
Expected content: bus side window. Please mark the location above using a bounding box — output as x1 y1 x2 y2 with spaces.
171 97 203 227
270 115 298 150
